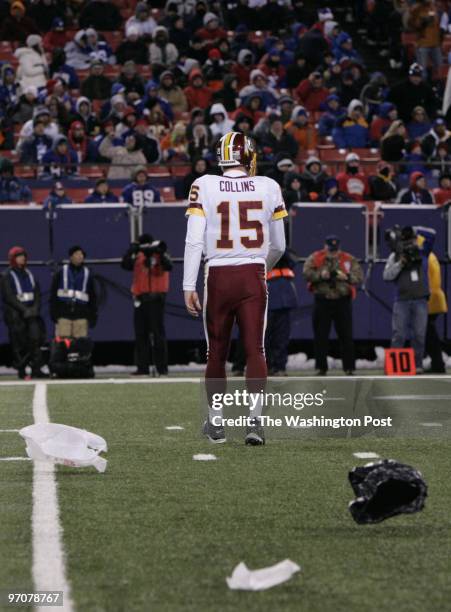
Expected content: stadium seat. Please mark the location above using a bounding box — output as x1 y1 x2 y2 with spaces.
16 166 36 179
148 165 171 177
31 188 49 204
66 188 90 203
79 165 105 178
318 149 348 163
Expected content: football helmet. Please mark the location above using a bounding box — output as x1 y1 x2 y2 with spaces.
216 131 257 176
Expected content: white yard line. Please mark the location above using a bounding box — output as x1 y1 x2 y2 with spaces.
0 375 449 388
0 428 19 432
0 456 31 461
32 383 74 612
372 395 451 400
0 377 201 387
353 452 380 459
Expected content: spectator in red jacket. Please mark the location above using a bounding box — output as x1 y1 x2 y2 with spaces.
433 173 451 206
195 12 227 50
183 68 213 110
232 49 255 89
43 18 68 53
337 153 369 202
295 72 330 112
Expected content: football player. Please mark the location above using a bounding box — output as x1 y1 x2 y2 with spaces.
183 131 287 445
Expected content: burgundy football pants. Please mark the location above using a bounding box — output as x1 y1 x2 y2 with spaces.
204 263 268 392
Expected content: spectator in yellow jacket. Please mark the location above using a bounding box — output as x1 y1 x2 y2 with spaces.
418 229 448 373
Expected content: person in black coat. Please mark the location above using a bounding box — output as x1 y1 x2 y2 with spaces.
387 63 438 123
265 248 299 376
212 74 239 113
1 246 46 379
267 154 297 188
115 28 149 65
50 246 98 339
300 156 329 200
369 162 398 202
259 115 299 161
296 27 329 67
380 120 407 162
286 52 311 90
180 157 210 199
283 170 304 209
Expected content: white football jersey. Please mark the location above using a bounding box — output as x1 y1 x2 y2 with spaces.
186 170 287 266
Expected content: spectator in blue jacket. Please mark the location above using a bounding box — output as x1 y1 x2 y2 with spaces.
43 182 73 210
42 136 78 179
318 94 344 137
84 179 119 204
0 159 32 204
138 81 174 122
406 106 432 141
19 119 53 164
333 32 362 63
121 166 161 207
0 65 18 114
332 99 369 149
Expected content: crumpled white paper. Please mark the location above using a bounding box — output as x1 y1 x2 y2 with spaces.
192 453 217 461
19 423 108 473
226 559 301 591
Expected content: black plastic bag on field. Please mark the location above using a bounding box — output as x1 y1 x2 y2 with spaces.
348 459 428 524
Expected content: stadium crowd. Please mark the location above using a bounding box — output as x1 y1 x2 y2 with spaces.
0 0 450 206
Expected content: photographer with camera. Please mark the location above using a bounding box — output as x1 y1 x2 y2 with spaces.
121 233 173 376
303 235 363 376
383 225 429 374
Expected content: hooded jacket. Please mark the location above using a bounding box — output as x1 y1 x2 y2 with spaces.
397 171 435 204
332 99 369 148
183 69 213 110
231 49 254 89
300 157 329 198
284 106 318 150
149 26 178 65
64 31 92 70
212 74 239 113
239 69 279 110
157 72 187 113
282 171 304 209
318 95 345 137
15 46 48 90
209 102 234 138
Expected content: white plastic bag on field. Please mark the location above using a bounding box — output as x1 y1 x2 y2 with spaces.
19 423 108 473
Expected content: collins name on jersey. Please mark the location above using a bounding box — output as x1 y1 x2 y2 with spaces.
186 171 287 265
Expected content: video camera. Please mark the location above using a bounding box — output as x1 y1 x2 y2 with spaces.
131 233 167 259
138 239 167 257
384 225 422 266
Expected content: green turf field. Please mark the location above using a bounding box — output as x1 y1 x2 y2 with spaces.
1 379 451 612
